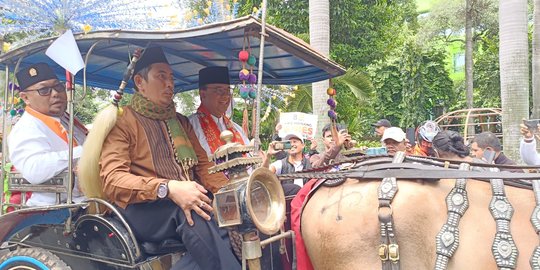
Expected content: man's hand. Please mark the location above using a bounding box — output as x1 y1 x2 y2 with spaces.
267 141 280 156
519 122 540 140
275 123 282 133
309 139 318 151
167 181 213 226
336 129 352 147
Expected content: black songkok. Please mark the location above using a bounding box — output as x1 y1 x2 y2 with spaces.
134 47 170 75
16 63 58 91
199 66 230 88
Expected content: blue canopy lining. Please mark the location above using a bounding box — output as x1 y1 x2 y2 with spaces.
0 16 345 93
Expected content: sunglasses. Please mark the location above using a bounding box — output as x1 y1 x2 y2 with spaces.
24 83 66 96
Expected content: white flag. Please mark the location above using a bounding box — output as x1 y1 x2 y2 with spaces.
45 30 84 75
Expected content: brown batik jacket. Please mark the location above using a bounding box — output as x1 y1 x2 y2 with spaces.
99 106 228 209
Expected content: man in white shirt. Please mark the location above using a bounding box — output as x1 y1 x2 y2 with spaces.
519 121 540 165
262 133 311 188
8 63 87 206
188 67 249 159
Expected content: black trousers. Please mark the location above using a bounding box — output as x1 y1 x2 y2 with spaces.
260 183 301 270
117 199 240 270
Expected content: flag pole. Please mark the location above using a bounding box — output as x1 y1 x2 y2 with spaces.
66 70 74 205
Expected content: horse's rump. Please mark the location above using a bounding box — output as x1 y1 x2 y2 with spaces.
301 178 537 270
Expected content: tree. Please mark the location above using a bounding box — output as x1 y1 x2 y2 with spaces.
418 0 498 109
367 35 454 132
309 0 330 150
533 0 540 118
499 0 529 161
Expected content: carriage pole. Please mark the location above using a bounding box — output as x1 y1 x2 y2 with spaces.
0 66 9 214
253 0 268 152
244 0 268 268
66 71 74 206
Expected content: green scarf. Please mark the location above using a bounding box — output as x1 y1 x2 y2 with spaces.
131 92 198 169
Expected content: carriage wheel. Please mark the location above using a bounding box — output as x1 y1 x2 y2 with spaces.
0 247 72 270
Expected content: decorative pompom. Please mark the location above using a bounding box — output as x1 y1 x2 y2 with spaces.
114 94 122 101
327 87 336 96
17 108 24 114
249 88 257 99
10 109 16 116
8 82 20 91
117 107 124 116
328 110 337 120
327 98 336 108
240 85 250 99
248 73 257 84
239 69 250 81
238 50 249 62
247 55 257 66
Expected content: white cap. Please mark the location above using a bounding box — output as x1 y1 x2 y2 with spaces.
283 133 304 143
381 127 406 143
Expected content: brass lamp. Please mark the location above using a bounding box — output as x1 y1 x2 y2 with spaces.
209 130 285 235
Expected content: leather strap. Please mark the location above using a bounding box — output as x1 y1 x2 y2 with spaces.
529 180 540 269
280 163 540 181
434 163 471 270
488 167 518 269
377 152 405 270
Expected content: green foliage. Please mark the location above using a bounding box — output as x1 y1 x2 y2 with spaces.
234 0 417 67
73 88 110 125
367 36 454 129
472 34 501 108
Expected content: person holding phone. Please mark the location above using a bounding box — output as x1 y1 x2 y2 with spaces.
519 119 540 165
262 133 311 187
310 123 351 167
471 132 520 171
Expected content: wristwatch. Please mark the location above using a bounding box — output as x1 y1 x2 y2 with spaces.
157 182 169 199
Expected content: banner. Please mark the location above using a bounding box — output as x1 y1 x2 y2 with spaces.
278 112 318 140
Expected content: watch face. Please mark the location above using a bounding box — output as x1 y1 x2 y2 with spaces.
158 184 168 198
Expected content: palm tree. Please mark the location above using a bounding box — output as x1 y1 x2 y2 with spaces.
499 0 529 160
309 0 330 150
533 0 540 118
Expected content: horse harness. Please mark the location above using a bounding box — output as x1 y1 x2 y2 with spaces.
281 153 540 270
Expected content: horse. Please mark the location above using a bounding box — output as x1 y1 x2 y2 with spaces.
299 155 539 270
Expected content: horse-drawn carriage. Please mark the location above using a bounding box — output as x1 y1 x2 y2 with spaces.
0 15 344 269
2 12 540 270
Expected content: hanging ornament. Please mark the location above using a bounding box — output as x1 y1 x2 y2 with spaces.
238 50 249 62
248 87 257 99
247 55 256 66
239 85 250 99
239 69 250 81
327 86 338 120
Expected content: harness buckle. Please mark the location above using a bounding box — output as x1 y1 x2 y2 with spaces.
388 243 399 263
378 244 388 261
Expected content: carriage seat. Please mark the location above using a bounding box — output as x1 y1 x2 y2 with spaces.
3 170 69 212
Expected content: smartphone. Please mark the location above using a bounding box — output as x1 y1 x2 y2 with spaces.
483 149 496 163
366 147 387 156
273 140 292 150
524 119 540 133
406 128 416 147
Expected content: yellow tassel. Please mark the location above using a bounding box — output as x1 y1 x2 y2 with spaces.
79 104 119 213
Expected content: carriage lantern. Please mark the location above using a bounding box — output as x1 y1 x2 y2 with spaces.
209 130 286 235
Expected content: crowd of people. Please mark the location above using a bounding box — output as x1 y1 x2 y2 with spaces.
5 45 540 270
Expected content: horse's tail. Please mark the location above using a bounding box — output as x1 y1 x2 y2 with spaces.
79 104 119 212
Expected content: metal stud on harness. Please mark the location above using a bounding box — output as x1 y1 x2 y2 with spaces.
377 151 405 270
434 163 471 269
